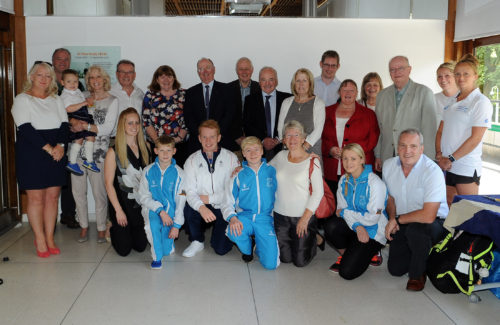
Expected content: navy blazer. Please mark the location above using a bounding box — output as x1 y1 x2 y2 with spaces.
226 79 261 151
243 90 291 160
184 80 232 153
243 90 291 140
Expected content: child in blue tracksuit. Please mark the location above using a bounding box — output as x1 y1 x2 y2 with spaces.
221 136 279 270
139 135 186 269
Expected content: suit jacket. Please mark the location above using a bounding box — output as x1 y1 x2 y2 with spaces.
184 80 232 153
374 79 437 164
227 79 260 150
243 90 291 160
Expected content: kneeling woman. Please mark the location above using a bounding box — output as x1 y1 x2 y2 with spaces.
270 120 323 267
324 143 387 279
104 107 150 256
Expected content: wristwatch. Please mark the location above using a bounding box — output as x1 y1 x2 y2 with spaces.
448 154 456 162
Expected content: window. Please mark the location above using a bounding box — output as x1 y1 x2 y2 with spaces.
475 43 500 131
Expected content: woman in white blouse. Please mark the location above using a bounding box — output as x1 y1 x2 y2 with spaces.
11 62 68 257
270 120 323 267
71 65 119 243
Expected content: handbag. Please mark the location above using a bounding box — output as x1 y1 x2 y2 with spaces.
308 157 336 219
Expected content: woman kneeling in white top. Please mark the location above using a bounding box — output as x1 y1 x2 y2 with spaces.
270 120 323 267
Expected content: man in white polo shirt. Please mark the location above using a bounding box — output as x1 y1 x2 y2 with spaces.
384 129 449 292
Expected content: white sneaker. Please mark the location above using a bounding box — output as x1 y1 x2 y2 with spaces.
182 240 204 257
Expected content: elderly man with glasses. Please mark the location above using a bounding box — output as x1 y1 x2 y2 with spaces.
374 56 438 172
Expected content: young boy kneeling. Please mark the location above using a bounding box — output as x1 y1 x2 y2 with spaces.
139 135 186 269
222 136 280 270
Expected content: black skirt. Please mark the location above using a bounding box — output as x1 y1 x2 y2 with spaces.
16 128 67 190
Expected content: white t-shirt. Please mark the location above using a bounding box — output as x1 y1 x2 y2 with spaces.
335 117 349 175
60 88 86 107
434 91 458 125
441 88 493 177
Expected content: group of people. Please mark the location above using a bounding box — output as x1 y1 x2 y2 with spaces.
12 47 492 292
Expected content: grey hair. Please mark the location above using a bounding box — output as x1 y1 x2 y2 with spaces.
259 66 278 81
235 57 253 71
283 120 306 139
197 57 214 68
399 128 424 145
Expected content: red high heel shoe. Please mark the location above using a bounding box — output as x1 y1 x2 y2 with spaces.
34 240 50 258
48 246 61 255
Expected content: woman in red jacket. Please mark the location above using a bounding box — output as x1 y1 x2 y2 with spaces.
321 79 379 196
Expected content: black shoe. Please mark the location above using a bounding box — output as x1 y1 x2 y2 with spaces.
242 253 254 263
241 237 256 263
60 216 80 229
329 256 342 273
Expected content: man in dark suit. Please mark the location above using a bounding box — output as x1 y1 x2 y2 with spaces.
184 58 233 153
226 57 260 155
243 66 292 161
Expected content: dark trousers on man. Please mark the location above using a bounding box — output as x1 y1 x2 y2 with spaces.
388 218 447 278
60 171 79 228
184 204 233 255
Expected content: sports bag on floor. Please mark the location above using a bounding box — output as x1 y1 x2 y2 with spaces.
427 231 495 295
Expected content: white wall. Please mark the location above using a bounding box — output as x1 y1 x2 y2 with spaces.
25 16 445 215
26 16 445 94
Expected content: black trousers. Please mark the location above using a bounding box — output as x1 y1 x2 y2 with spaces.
109 198 148 257
324 217 383 280
60 170 76 220
387 218 447 278
274 212 317 267
184 204 233 256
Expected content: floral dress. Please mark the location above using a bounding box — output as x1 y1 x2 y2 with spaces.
142 88 187 141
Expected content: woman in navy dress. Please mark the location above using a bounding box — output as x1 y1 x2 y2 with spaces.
11 62 68 257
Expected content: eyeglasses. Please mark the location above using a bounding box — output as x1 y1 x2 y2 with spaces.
34 61 53 67
322 63 338 69
389 66 408 74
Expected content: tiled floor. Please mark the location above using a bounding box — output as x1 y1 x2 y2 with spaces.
0 223 498 325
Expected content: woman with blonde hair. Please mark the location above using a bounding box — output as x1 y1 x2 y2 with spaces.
11 62 67 257
323 143 387 279
71 65 119 243
436 54 493 206
104 107 150 256
277 68 325 157
434 61 459 123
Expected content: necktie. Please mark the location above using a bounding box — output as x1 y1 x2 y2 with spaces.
265 95 272 138
205 85 210 118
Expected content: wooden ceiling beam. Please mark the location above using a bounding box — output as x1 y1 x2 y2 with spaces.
172 0 184 15
261 0 278 16
220 1 226 16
